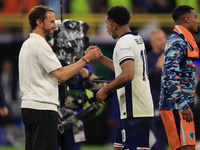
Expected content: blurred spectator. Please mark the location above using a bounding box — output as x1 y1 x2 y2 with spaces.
138 0 175 13
89 0 107 13
0 59 22 122
0 74 8 118
131 0 149 13
24 0 43 13
0 73 9 146
147 29 168 150
0 0 42 14
0 0 42 33
1 60 21 103
0 59 24 147
57 66 102 150
0 0 25 14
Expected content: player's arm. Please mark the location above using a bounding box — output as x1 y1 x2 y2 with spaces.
87 45 114 72
97 55 115 72
51 48 102 83
96 60 134 103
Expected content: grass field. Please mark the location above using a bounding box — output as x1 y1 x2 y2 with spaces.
0 145 199 150
0 145 172 150
0 145 113 150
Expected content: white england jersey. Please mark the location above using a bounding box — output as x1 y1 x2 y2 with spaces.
113 32 154 119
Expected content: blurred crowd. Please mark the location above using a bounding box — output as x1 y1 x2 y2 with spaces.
0 0 198 15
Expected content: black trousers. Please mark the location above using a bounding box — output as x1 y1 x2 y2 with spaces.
21 108 58 150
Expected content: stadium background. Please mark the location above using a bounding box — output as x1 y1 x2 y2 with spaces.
0 0 200 150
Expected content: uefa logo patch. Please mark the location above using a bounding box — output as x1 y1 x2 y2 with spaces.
120 47 131 51
188 131 195 140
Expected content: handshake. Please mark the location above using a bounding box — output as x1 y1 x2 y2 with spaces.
82 45 103 64
82 45 115 104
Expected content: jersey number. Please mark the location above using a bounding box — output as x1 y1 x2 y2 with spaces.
140 50 149 81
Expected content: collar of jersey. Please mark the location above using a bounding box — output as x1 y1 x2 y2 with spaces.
173 25 199 59
30 33 46 42
121 32 138 37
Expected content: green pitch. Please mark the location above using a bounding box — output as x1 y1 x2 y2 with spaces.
0 145 113 150
1 145 199 150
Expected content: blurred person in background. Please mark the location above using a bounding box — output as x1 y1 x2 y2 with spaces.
159 5 199 150
147 28 168 150
0 71 9 146
0 0 42 14
1 60 21 104
57 66 102 150
0 71 9 118
88 0 107 13
0 0 42 33
0 59 24 147
0 81 8 118
131 0 175 13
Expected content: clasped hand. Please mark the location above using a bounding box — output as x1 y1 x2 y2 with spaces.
85 45 103 61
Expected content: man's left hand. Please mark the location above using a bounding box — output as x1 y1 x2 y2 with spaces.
181 107 193 123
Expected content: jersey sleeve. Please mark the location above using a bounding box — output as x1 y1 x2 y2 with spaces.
37 44 62 73
163 41 190 112
115 40 134 66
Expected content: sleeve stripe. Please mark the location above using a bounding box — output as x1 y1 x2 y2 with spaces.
119 56 134 62
114 143 123 147
119 58 134 66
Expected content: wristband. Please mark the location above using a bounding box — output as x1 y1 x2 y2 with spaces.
88 70 92 78
82 58 88 64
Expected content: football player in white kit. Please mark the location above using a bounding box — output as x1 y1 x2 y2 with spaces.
88 6 154 150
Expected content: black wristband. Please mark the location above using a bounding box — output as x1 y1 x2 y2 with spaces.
82 58 88 64
88 70 92 78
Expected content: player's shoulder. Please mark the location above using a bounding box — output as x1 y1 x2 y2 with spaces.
117 32 143 47
165 33 186 53
167 32 186 47
120 32 141 40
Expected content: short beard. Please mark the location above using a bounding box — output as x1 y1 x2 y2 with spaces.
46 33 52 41
43 27 53 40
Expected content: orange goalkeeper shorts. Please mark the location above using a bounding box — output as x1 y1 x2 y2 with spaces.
160 110 196 150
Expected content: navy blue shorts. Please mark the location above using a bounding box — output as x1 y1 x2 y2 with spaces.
114 117 152 150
